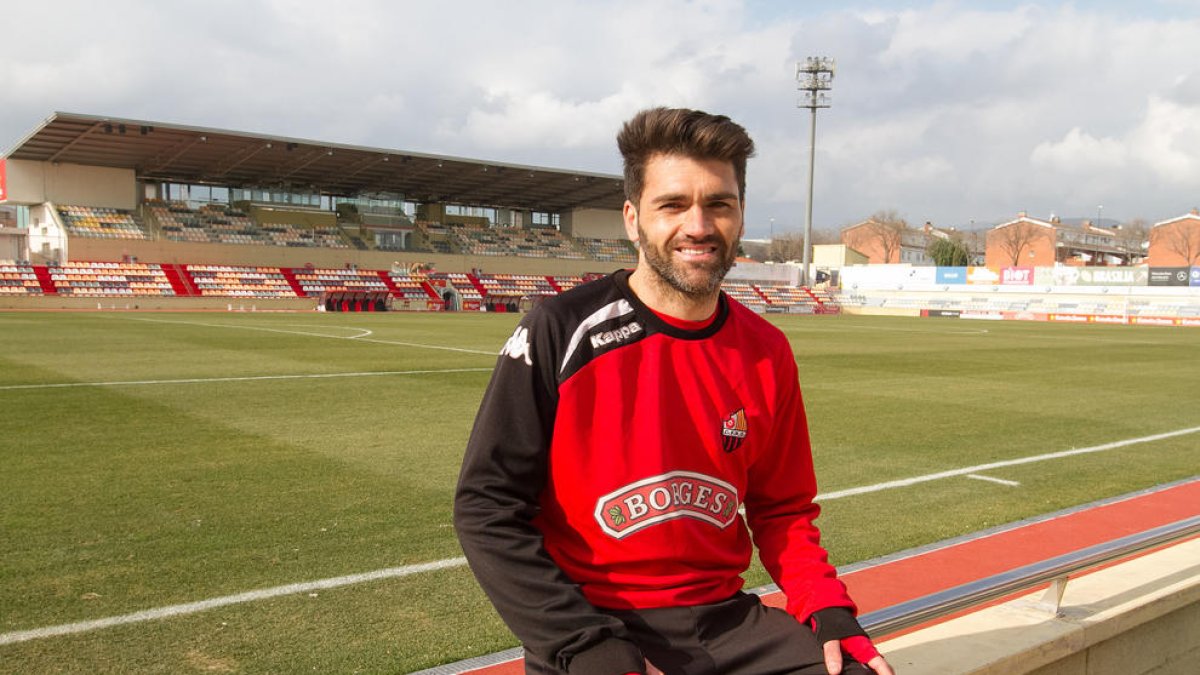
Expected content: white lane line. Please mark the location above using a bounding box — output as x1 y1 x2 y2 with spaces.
0 558 467 647
124 316 498 356
3 425 1196 646
819 426 1200 501
0 368 494 391
966 473 1022 487
784 324 990 336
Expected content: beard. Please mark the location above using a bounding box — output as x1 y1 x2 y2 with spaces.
637 221 738 300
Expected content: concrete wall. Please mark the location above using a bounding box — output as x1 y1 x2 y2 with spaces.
562 207 625 239
66 237 612 276
814 244 869 268
0 294 316 311
3 160 136 210
27 203 67 263
877 536 1200 675
0 228 26 260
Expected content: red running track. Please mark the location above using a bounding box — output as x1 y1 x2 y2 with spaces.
451 479 1200 674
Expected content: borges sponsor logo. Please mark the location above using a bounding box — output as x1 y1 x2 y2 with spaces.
595 471 739 539
590 321 642 350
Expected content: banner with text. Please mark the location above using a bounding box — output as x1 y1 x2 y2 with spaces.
1148 267 1191 287
1049 266 1148 287
936 267 968 284
1000 267 1035 285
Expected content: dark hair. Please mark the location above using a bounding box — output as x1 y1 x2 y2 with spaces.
617 107 756 205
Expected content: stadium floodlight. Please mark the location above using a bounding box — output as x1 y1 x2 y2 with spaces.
797 56 835 286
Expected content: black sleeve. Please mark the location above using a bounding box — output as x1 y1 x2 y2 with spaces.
453 308 644 675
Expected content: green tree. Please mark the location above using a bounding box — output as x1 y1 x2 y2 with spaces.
927 237 970 266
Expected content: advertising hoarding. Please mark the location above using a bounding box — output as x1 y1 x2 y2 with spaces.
1148 267 1191 287
935 267 968 284
967 266 998 284
1076 267 1147 286
1000 267 1034 285
903 266 937 285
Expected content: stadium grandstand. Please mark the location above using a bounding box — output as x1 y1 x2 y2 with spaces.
0 111 832 314
3 111 1197 325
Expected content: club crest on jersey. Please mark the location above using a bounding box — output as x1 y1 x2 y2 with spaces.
721 408 748 453
594 471 740 539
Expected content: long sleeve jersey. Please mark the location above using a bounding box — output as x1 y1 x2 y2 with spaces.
454 270 854 674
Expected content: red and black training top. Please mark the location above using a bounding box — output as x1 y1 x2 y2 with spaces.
454 270 854 675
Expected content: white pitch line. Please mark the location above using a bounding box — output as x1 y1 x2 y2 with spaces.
3 425 1196 646
818 425 1200 501
124 316 498 356
966 473 1021 487
0 368 494 391
0 558 467 647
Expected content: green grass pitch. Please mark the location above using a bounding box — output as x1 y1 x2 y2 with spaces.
0 311 1196 673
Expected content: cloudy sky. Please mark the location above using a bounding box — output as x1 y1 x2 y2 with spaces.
2 0 1199 237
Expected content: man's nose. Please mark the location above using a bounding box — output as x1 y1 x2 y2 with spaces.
679 204 715 238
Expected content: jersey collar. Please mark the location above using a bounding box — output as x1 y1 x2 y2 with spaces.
613 269 729 340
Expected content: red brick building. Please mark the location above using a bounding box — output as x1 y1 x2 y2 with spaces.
986 213 1140 270
1147 211 1200 267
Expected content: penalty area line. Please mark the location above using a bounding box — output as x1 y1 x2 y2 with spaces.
0 558 467 647
123 316 499 356
818 425 1200 501
0 368 495 391
4 425 1196 647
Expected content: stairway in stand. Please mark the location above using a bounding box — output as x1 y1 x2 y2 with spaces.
280 269 308 297
32 266 57 294
376 270 401 297
161 264 197 296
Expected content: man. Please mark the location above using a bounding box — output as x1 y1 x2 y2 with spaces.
454 107 892 675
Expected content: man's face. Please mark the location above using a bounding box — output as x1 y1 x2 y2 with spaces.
623 153 744 300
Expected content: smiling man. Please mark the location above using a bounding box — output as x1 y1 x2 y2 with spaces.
455 108 892 675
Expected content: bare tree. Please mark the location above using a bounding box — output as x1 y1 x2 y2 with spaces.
992 221 1052 266
767 233 806 262
1155 220 1200 265
811 228 842 245
1117 218 1150 257
843 210 907 263
959 230 987 263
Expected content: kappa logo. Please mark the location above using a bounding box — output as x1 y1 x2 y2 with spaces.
590 321 642 350
500 325 533 366
595 471 740 539
721 408 748 453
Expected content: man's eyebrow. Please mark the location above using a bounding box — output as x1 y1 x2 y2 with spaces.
649 191 739 204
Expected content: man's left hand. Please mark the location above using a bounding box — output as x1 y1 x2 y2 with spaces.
822 636 894 675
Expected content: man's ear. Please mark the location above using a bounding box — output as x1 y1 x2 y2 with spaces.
623 201 639 243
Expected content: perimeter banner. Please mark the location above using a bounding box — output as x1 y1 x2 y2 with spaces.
1076 267 1148 286
1148 267 1191 287
0 158 7 202
967 266 999 285
936 267 968 284
1000 267 1034 285
1193 268 1200 288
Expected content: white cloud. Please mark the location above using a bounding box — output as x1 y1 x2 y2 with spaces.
2 1 1200 233
1030 127 1129 171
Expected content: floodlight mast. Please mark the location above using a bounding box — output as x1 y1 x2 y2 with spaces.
797 56 835 286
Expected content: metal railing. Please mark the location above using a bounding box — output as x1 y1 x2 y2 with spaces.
860 514 1200 637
